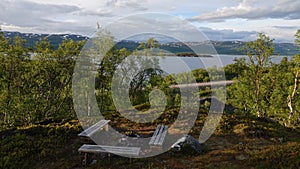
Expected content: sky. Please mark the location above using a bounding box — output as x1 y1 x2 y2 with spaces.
0 0 300 42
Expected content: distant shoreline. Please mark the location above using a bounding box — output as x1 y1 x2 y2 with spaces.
175 53 213 57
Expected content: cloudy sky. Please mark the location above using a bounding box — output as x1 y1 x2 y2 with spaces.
0 0 300 42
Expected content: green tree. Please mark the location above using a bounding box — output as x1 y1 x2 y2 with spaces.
0 29 85 127
147 37 160 49
282 29 300 126
0 34 30 126
230 33 274 118
92 33 164 111
295 29 300 47
224 58 247 80
286 55 299 126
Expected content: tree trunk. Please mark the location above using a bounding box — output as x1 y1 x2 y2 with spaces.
287 95 293 126
287 71 298 126
255 77 262 117
87 94 91 117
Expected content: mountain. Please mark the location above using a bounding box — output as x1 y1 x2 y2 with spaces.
212 41 299 56
3 31 299 55
117 40 299 56
3 31 88 49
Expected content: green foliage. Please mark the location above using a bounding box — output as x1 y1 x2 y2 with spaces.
229 34 273 117
0 121 81 169
229 32 300 127
223 58 247 80
0 30 85 127
93 32 165 113
239 33 274 117
295 29 300 48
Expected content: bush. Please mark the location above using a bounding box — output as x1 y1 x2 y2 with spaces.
0 122 81 169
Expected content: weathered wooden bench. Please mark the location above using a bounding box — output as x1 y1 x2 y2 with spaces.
149 125 168 147
78 120 141 165
78 120 110 138
78 144 141 165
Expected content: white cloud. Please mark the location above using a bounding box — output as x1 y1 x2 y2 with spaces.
195 18 300 42
105 0 148 11
75 9 114 17
0 23 37 33
188 0 300 22
0 0 84 32
0 0 299 42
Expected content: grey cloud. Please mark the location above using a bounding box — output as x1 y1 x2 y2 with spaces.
199 27 258 41
105 0 148 11
75 9 114 17
0 0 81 30
273 26 299 29
188 0 300 22
105 13 209 42
36 23 95 36
105 13 258 42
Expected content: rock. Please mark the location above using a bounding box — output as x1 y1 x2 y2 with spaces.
127 131 140 138
90 160 97 165
235 154 249 161
278 137 284 143
171 134 202 153
118 131 141 146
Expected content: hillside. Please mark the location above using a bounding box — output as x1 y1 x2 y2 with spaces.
4 31 299 56
1 112 299 169
1 30 300 169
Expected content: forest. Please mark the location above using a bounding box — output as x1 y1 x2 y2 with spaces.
0 28 300 168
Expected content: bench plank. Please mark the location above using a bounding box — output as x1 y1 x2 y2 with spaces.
153 125 164 145
78 120 110 137
149 125 168 146
157 126 168 146
78 144 140 156
149 125 161 145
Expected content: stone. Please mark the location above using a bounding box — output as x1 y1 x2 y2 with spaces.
171 134 202 153
235 154 249 161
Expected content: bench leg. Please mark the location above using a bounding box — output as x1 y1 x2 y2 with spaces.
83 153 93 166
104 124 109 131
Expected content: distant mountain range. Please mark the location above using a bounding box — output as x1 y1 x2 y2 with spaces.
116 40 299 56
3 31 88 49
3 31 299 56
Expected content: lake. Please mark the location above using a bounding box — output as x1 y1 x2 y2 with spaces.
159 55 293 74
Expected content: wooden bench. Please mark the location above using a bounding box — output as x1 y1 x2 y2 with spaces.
78 144 141 165
149 125 168 147
78 120 110 138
